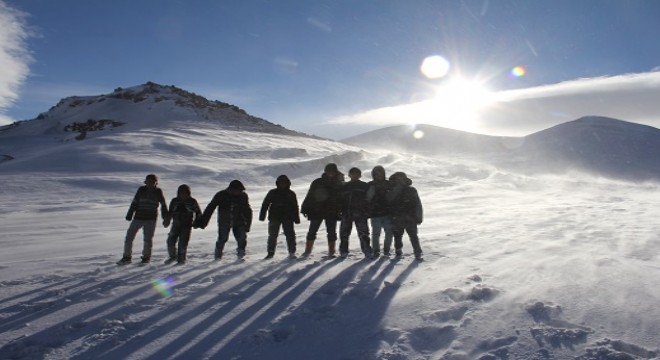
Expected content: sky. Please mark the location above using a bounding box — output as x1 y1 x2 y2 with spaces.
1 0 660 139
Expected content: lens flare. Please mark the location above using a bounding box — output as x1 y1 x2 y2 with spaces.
413 130 425 139
151 276 175 297
420 55 451 79
511 66 526 77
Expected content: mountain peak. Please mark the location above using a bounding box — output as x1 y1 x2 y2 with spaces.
8 82 310 140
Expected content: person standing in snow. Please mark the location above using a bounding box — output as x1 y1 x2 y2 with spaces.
197 180 253 260
117 174 168 265
300 163 344 257
387 172 424 260
366 165 393 257
259 175 301 259
163 184 202 265
339 167 374 258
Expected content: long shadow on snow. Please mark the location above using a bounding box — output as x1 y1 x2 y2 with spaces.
215 257 417 359
169 258 343 359
0 263 185 334
69 259 267 360
1 261 238 359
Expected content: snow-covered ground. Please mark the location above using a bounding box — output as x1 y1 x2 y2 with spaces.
2 122 660 359
0 88 660 360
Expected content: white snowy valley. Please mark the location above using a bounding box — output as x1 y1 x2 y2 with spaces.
1 84 659 360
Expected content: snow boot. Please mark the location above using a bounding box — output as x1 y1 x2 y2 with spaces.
328 241 336 258
302 240 314 257
116 257 132 265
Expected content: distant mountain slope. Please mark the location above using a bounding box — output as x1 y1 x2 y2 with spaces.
342 124 520 154
508 116 660 180
0 81 309 142
343 117 660 181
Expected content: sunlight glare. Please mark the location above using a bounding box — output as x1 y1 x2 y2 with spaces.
420 55 451 79
428 77 494 131
413 130 425 139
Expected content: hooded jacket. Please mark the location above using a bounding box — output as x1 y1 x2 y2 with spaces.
387 172 423 224
260 175 301 223
301 172 344 220
200 181 253 230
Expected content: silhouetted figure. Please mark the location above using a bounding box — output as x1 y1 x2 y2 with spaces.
163 184 201 264
339 167 374 258
117 174 168 265
387 172 424 260
198 180 253 260
259 175 300 259
366 165 393 256
301 163 344 257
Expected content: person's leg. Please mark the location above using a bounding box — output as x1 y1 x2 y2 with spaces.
303 219 322 255
215 225 231 259
371 217 383 255
233 225 248 258
282 221 296 254
177 225 192 263
355 217 373 256
141 220 157 261
122 220 143 259
383 216 394 255
166 223 181 260
391 216 405 256
405 221 423 257
267 220 281 255
338 216 351 255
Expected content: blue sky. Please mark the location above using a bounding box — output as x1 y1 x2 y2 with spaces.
2 0 660 138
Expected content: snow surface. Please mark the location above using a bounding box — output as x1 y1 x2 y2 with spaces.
1 99 660 359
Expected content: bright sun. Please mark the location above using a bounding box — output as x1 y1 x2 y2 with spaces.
426 77 494 132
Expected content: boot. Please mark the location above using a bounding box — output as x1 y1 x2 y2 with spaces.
328 241 336 258
302 240 314 257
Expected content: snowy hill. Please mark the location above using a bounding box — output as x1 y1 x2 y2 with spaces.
344 117 660 181
1 93 660 359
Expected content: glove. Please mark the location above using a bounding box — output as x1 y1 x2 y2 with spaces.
259 217 265 222
125 213 133 221
294 219 300 224
163 219 171 228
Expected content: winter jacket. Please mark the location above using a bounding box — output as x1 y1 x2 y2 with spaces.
341 180 370 219
387 176 423 224
366 179 391 218
126 186 168 221
200 190 253 230
301 173 344 220
259 188 301 223
165 197 202 227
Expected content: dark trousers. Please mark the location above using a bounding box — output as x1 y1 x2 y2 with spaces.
391 215 422 255
306 217 337 243
216 224 247 258
339 214 373 255
167 222 193 261
267 220 296 254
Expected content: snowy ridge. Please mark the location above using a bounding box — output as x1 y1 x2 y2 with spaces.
344 116 660 181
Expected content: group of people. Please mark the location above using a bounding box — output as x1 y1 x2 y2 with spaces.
116 163 424 265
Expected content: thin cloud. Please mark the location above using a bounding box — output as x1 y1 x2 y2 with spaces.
329 71 660 136
0 1 33 125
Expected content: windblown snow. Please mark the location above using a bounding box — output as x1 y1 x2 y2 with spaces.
1 85 659 359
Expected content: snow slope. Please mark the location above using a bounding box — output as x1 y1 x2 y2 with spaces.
1 95 660 359
344 117 660 181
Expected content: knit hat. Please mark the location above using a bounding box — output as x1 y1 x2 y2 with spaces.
228 180 245 191
145 174 158 183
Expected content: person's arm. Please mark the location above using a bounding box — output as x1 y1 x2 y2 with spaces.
293 192 301 224
413 188 423 225
199 193 220 229
259 191 272 221
126 188 140 221
158 189 168 220
243 194 253 232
